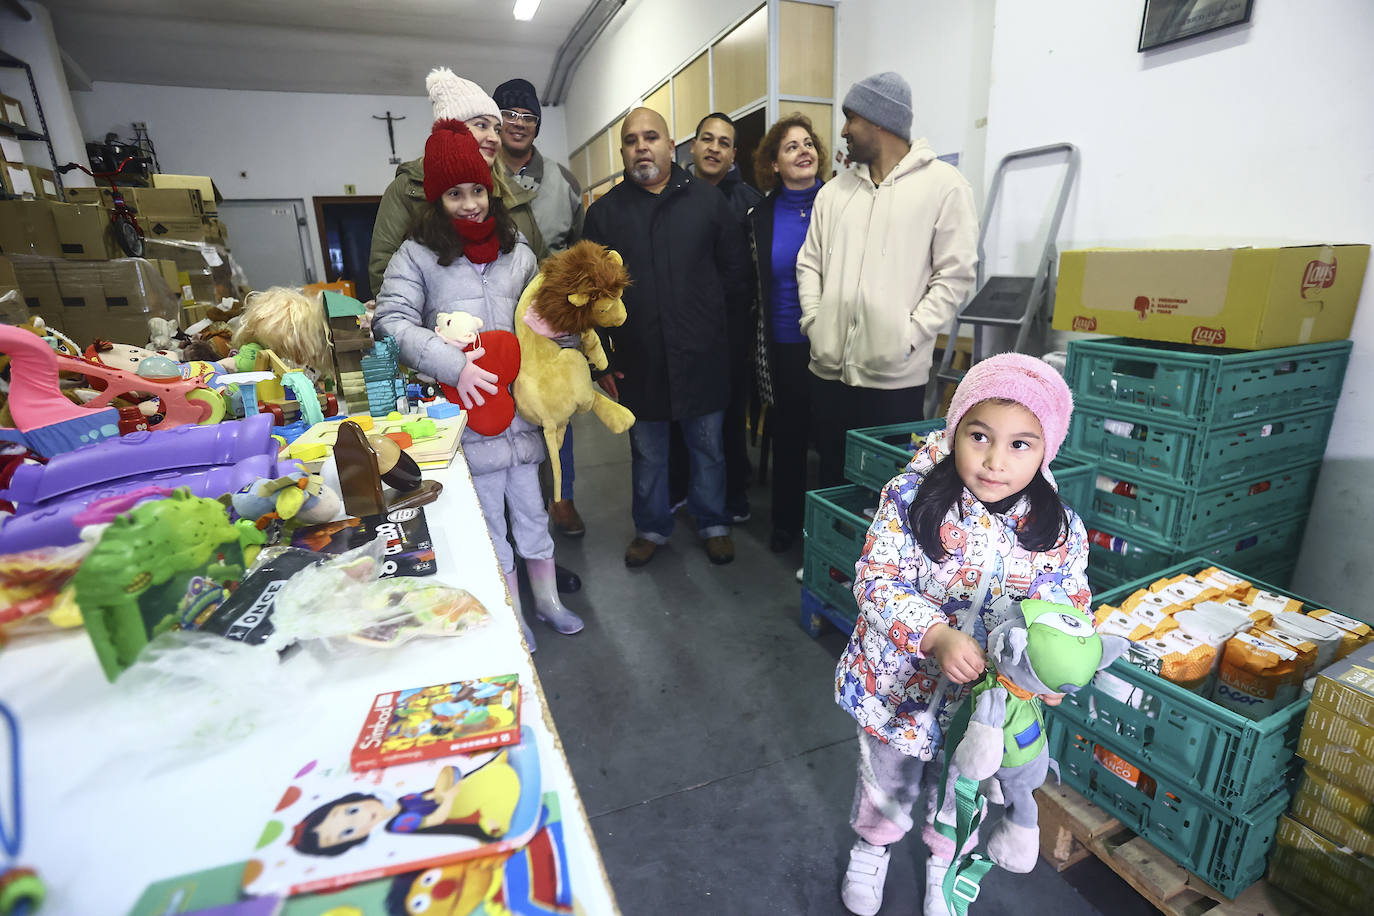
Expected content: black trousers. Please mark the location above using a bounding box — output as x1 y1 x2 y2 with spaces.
809 375 925 489
670 323 752 515
769 342 813 534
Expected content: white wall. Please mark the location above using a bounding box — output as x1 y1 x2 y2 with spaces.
0 2 92 188
70 82 570 283
834 0 993 205
982 0 1374 614
562 0 761 146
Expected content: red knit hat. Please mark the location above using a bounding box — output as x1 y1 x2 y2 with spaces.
423 119 492 202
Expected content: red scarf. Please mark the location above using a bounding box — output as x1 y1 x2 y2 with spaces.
453 216 500 264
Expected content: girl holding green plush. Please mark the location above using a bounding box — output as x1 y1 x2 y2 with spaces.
834 354 1095 916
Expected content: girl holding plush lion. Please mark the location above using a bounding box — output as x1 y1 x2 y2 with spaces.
373 97 582 649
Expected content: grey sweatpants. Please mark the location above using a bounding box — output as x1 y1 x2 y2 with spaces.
471 463 555 574
851 727 932 847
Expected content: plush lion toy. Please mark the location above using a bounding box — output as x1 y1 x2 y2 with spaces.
512 241 634 498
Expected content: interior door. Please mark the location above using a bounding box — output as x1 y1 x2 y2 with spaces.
216 199 315 289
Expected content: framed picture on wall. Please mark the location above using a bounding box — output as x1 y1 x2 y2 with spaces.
1138 0 1254 52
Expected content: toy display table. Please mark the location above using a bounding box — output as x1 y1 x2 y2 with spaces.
0 451 621 914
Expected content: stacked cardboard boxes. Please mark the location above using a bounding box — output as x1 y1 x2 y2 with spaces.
1 172 238 343
1270 640 1374 910
5 254 180 342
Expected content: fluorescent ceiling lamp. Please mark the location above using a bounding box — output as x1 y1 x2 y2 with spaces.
513 0 541 20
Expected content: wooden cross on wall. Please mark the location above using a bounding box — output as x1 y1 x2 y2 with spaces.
373 111 407 165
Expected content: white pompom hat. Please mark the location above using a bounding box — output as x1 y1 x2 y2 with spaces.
426 67 499 123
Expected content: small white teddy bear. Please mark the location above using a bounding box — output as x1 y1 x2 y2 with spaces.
435 311 483 348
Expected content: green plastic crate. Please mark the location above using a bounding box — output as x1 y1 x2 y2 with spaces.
1085 513 1308 586
804 485 879 567
801 539 859 629
1064 559 1320 810
1089 461 1323 548
1046 708 1289 898
1064 403 1336 489
1066 337 1350 426
1050 454 1095 521
1090 556 1296 595
844 419 947 492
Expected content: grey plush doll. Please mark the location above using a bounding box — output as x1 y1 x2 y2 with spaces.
934 598 1130 874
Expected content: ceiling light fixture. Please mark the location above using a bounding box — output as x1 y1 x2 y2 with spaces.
513 0 541 21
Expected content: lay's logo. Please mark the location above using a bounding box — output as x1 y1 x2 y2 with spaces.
1071 315 1097 332
1192 325 1226 346
1301 257 1336 298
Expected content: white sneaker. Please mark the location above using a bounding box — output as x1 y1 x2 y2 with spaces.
795 566 804 584
924 857 953 916
841 839 889 916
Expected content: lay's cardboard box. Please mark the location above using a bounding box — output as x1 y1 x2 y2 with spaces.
1054 244 1369 349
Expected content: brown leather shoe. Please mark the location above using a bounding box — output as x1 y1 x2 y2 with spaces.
549 499 586 537
624 537 659 567
704 535 735 565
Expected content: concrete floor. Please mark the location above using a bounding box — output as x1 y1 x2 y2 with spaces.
525 414 1160 916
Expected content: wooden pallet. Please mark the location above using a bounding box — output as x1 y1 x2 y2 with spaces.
1036 783 1315 916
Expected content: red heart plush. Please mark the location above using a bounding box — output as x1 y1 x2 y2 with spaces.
441 329 520 436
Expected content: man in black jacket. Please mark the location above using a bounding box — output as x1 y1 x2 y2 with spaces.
583 107 753 568
667 112 763 526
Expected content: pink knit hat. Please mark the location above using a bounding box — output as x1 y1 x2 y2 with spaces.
944 352 1073 473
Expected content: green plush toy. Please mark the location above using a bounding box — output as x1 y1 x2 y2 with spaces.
931 599 1129 915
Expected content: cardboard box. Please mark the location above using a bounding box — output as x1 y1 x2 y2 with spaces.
11 257 64 328
1312 641 1374 726
3 161 32 197
0 200 61 257
47 258 178 344
1298 704 1374 797
143 238 231 303
1299 764 1374 828
26 165 57 200
0 255 23 324
0 93 27 128
151 258 181 297
203 216 229 246
1268 815 1374 913
51 202 119 260
0 133 23 168
129 187 202 220
1292 776 1374 856
143 216 209 243
150 173 222 213
1054 244 1371 349
64 186 117 209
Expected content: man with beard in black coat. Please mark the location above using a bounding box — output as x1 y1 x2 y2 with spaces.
583 107 753 568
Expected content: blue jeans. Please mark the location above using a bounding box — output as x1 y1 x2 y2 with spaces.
629 411 730 542
559 423 575 500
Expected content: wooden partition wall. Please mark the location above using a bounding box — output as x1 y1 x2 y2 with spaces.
574 0 836 203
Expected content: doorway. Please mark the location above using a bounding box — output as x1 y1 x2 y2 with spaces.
217 199 315 289
313 197 381 302
731 108 766 189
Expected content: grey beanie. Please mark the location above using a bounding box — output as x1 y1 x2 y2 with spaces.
842 71 913 141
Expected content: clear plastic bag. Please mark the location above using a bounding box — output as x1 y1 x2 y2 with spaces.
264 535 489 656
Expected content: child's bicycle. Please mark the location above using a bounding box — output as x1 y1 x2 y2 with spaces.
55 157 145 258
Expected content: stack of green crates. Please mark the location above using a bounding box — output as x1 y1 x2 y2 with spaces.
799 418 1096 637
1045 558 1321 897
1060 337 1351 592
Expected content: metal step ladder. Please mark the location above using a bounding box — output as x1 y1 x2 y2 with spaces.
926 142 1081 418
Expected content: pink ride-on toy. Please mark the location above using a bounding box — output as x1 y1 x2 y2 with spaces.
0 325 223 456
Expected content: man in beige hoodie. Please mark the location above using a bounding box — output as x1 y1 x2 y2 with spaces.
797 72 978 489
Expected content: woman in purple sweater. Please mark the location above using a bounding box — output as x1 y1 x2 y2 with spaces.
749 113 827 553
